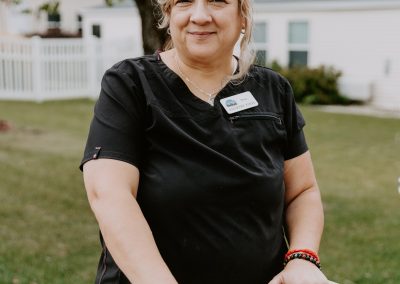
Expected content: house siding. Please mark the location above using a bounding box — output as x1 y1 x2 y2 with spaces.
255 6 400 110
17 0 104 33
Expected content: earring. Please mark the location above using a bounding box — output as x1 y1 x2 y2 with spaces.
167 27 171 35
241 28 245 35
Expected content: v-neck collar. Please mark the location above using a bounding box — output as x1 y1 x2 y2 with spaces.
154 51 236 113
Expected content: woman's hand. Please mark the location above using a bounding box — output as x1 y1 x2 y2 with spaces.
268 259 329 284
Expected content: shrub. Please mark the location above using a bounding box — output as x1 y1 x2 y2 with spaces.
269 61 350 105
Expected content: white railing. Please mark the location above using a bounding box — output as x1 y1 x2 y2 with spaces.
0 36 140 102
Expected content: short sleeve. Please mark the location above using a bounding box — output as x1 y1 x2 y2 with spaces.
79 65 146 171
281 77 308 160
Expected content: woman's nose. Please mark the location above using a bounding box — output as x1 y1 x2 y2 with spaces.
190 1 212 24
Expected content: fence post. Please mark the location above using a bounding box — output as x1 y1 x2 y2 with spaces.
31 36 43 102
86 36 98 99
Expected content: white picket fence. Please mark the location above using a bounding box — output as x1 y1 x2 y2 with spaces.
0 36 139 102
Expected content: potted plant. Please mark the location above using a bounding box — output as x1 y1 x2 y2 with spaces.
38 0 60 29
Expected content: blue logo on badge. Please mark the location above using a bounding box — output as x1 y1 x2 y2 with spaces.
225 99 237 107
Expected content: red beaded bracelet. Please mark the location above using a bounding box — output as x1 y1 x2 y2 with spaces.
285 249 320 262
284 249 321 269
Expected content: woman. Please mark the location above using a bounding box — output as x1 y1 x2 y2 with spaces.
80 0 328 283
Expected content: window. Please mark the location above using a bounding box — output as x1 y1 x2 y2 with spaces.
255 50 267 66
289 51 308 67
289 22 308 44
77 14 83 34
288 21 309 67
253 22 268 66
92 24 101 38
254 22 267 43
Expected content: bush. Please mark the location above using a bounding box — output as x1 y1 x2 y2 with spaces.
270 61 350 105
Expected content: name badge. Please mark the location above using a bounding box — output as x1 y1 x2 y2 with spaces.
220 91 258 114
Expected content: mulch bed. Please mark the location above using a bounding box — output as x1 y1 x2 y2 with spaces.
0 120 12 132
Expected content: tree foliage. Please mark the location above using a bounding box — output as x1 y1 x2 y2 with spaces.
272 61 350 105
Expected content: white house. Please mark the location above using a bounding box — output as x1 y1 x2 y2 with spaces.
252 0 400 110
0 0 399 111
79 0 142 57
0 0 104 35
75 0 400 111
0 0 141 102
0 0 142 65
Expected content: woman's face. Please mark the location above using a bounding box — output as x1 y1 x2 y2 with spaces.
169 0 244 61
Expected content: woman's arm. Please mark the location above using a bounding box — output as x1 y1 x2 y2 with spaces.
269 151 328 284
284 151 324 252
83 159 178 284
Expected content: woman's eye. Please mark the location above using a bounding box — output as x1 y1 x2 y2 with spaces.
175 0 191 4
174 0 227 6
209 0 228 5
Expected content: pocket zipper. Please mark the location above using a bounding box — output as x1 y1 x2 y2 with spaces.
229 113 282 124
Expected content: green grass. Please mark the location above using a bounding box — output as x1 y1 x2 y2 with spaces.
0 100 399 283
0 100 98 284
303 108 400 284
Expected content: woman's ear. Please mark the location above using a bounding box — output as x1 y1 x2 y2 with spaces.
241 16 246 30
241 22 246 33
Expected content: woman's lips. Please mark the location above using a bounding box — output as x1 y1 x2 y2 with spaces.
188 31 216 39
190 32 214 35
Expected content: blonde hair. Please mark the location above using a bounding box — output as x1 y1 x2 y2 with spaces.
156 0 255 82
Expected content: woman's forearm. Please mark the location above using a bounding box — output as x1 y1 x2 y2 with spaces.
285 185 324 252
89 190 178 284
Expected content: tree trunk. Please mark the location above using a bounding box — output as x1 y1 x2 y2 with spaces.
133 0 168 54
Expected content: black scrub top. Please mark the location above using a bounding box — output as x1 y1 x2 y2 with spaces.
80 53 308 284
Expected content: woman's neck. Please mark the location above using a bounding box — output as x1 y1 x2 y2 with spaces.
175 49 234 79
160 49 236 105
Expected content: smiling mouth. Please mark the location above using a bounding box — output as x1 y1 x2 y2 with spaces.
188 32 216 36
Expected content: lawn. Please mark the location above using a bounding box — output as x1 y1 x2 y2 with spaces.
0 100 399 283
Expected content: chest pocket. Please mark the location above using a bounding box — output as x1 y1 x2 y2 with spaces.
228 112 286 145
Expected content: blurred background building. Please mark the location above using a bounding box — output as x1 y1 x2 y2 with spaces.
0 0 399 111
252 0 400 110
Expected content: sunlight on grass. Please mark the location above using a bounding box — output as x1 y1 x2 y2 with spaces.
0 100 399 283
